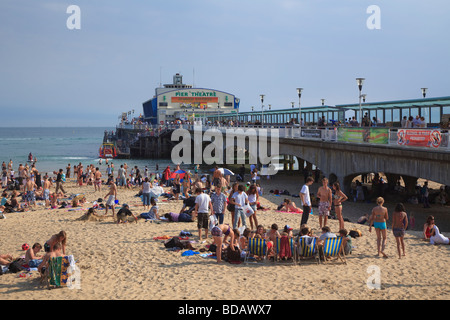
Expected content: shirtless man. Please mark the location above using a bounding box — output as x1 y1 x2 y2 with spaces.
25 243 44 268
38 242 64 276
317 177 332 228
94 167 102 192
212 166 221 190
104 180 118 218
43 176 53 208
18 163 26 192
369 197 389 258
24 176 37 209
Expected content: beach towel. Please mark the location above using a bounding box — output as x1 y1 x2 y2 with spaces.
181 250 200 257
278 236 292 259
48 255 73 287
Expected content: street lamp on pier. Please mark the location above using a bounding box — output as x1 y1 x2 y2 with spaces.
356 78 365 126
260 94 265 125
296 88 303 126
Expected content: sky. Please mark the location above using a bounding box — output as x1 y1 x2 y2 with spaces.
1 0 449 127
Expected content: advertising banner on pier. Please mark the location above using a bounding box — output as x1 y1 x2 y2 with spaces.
396 129 443 148
337 128 389 144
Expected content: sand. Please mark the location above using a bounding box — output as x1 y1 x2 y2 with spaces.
1 174 450 301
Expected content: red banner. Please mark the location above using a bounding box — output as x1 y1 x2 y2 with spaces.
397 129 442 148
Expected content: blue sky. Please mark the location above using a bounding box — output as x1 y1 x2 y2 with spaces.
1 0 449 127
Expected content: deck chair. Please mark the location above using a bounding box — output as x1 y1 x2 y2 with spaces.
297 236 320 265
274 237 296 264
322 237 347 264
244 237 268 264
41 255 77 289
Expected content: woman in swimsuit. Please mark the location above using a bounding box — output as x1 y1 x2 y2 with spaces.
392 203 408 259
369 197 389 258
211 224 235 263
423 215 435 240
44 230 67 255
332 182 348 230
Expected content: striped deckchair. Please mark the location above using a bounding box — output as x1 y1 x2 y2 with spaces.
297 236 320 264
323 237 346 264
244 237 268 264
274 236 296 264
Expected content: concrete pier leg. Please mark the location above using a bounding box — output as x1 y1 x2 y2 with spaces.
402 175 418 195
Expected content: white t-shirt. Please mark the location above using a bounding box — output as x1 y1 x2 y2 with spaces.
232 192 248 207
142 182 151 193
300 184 311 206
195 193 211 213
248 193 257 204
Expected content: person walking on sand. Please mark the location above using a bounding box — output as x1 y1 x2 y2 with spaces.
43 176 52 208
369 197 389 258
332 182 348 230
24 176 37 209
300 177 314 227
317 177 332 228
392 203 408 259
104 179 118 219
55 169 66 195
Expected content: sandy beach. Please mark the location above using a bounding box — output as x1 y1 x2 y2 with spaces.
1 173 450 301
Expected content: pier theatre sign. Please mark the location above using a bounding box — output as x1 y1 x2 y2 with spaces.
172 90 219 104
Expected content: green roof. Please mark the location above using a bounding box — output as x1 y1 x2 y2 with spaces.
336 96 450 110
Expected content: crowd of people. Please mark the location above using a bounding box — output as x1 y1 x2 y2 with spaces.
2 157 450 273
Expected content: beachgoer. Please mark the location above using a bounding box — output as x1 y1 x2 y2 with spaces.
38 242 64 275
55 169 66 195
25 243 43 268
211 224 235 263
423 215 435 240
66 164 71 179
173 174 181 200
44 231 67 255
317 177 332 228
230 184 249 230
332 182 348 230
104 179 118 218
299 177 314 227
142 177 152 210
24 176 37 209
339 229 352 255
193 187 212 241
210 183 227 225
369 197 389 258
246 185 259 230
94 167 102 192
392 203 408 259
429 225 450 245
117 203 138 224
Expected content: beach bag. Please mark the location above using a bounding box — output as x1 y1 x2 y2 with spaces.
208 215 218 231
243 204 254 217
349 229 362 238
8 259 25 273
164 237 183 249
226 246 241 263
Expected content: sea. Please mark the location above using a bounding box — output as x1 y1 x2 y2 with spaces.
0 127 177 175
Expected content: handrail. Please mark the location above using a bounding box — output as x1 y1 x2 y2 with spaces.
114 123 450 151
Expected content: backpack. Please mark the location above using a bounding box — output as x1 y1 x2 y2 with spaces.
8 259 25 273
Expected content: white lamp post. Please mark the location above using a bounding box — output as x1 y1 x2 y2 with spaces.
356 78 365 126
260 94 265 126
296 88 303 126
421 88 428 98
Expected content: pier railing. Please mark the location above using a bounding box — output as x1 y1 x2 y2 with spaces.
116 123 450 151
